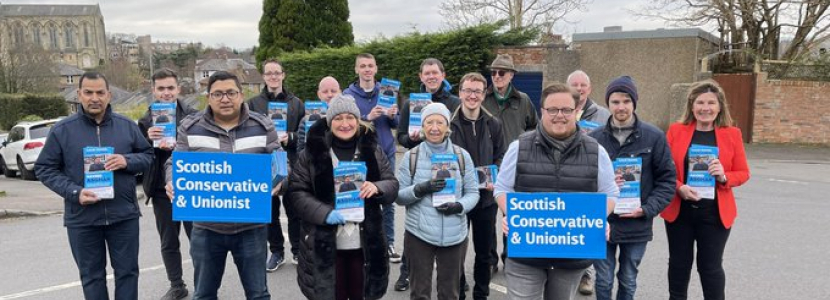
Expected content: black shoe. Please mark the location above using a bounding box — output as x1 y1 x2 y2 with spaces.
266 252 285 272
491 263 499 275
388 245 402 263
463 281 470 291
394 277 409 291
160 284 188 300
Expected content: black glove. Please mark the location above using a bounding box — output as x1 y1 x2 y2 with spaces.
413 179 447 198
436 202 464 215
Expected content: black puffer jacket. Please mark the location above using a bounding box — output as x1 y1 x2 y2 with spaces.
287 119 398 300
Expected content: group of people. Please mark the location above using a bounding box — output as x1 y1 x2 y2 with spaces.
34 51 749 300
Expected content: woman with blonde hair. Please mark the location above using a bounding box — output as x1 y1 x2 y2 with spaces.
662 80 750 300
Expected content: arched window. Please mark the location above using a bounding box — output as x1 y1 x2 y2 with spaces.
83 24 91 47
48 25 59 49
32 25 42 47
64 24 75 49
13 23 25 45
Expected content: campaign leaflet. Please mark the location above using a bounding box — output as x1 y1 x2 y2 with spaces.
378 78 400 112
431 153 458 207
334 162 367 223
304 101 328 132
578 120 601 134
83 146 114 199
408 93 432 136
151 102 176 148
476 165 498 190
687 144 719 200
271 150 288 187
268 102 288 140
613 157 642 214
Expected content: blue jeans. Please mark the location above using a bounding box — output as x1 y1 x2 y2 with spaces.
67 218 139 300
594 241 648 300
190 226 269 300
382 153 396 246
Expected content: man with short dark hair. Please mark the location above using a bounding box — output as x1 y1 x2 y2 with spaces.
165 71 281 299
343 53 402 264
451 72 506 300
495 82 617 300
137 69 199 300
36 71 154 300
247 59 304 271
588 76 676 300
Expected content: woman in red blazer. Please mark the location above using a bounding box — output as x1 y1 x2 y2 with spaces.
662 80 750 300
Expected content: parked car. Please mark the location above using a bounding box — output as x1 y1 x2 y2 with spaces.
0 133 7 175
0 119 61 180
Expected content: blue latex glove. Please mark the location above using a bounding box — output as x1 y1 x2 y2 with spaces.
325 211 346 225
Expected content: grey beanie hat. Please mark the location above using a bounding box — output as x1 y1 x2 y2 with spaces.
420 102 451 126
326 94 361 126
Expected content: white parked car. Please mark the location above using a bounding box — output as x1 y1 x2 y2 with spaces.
0 119 61 180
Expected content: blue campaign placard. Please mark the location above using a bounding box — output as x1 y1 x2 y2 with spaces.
172 151 272 223
506 192 607 259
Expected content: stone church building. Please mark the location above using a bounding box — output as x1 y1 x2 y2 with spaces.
0 3 107 69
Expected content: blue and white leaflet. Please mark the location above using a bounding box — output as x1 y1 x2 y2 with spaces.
304 101 328 122
408 93 432 135
268 102 288 140
431 153 458 206
476 165 498 189
271 150 288 187
506 192 606 259
151 102 177 148
578 120 601 134
378 78 400 113
687 144 719 200
83 146 115 199
172 152 272 223
613 157 642 214
334 161 367 222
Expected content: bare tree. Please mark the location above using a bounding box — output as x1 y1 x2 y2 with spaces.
0 43 59 94
439 0 592 32
634 0 830 61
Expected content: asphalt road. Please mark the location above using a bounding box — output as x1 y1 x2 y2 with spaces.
0 156 828 299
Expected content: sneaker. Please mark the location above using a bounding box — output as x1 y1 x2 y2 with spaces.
266 252 285 272
292 256 299 265
388 245 402 263
160 284 188 300
394 277 409 291
578 273 594 295
463 281 470 291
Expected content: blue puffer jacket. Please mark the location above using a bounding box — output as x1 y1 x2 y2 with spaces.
396 138 479 247
36 106 154 227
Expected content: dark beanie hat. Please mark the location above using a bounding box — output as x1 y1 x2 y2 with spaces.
605 76 638 110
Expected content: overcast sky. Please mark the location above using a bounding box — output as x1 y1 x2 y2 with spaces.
5 0 680 49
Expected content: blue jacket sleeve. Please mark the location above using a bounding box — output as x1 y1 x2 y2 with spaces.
35 129 83 203
122 122 154 175
456 150 480 214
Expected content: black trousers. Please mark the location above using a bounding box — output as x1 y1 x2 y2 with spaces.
151 195 193 287
336 249 365 300
460 203 497 300
268 194 300 257
666 200 731 300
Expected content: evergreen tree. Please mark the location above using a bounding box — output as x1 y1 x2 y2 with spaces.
256 0 354 64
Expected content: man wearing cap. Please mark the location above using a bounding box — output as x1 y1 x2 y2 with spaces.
567 70 611 126
482 53 538 274
588 76 676 300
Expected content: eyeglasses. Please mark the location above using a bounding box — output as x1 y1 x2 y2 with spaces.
543 107 575 116
209 90 240 100
263 71 283 77
491 70 510 77
460 88 484 96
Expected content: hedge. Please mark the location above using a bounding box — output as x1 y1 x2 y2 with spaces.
275 23 537 100
0 93 68 130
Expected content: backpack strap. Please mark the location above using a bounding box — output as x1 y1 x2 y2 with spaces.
452 145 465 174
409 145 420 181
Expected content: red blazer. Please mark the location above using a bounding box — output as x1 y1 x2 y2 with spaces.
661 122 750 229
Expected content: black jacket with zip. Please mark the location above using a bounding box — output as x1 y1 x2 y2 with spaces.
449 106 506 208
36 105 154 227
